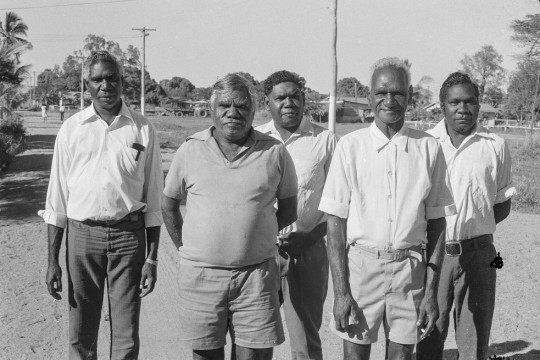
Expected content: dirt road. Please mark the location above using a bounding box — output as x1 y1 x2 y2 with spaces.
1 116 538 359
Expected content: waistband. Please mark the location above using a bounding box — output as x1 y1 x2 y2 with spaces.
349 243 422 261
75 209 145 227
445 234 493 257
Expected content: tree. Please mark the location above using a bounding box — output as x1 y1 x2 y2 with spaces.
483 86 505 108
510 14 540 60
411 75 434 109
0 42 30 85
191 87 212 101
159 77 195 100
0 11 32 62
460 45 505 101
337 77 369 98
504 58 540 125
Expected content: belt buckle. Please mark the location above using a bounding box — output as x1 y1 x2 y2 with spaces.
445 241 462 257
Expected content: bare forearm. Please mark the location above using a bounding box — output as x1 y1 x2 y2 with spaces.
425 217 446 297
47 224 64 265
494 199 511 224
327 215 349 296
145 226 160 260
162 208 183 249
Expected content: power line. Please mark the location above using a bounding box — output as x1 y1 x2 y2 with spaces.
0 0 137 11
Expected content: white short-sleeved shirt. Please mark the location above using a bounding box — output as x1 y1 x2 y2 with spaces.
428 120 516 241
256 119 337 234
163 127 298 268
39 102 164 228
319 123 456 250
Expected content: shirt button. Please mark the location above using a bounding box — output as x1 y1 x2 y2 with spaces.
388 218 393 223
387 171 392 176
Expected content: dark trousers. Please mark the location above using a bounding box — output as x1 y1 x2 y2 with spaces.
60 111 65 121
282 237 329 360
66 217 146 360
416 241 497 360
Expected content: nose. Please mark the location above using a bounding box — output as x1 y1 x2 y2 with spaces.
383 93 396 105
227 104 240 117
285 97 294 106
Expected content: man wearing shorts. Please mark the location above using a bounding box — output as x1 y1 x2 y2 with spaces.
319 57 456 360
161 73 298 360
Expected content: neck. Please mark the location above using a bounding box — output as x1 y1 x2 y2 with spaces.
274 121 300 142
94 102 122 125
446 121 476 148
212 127 251 148
375 119 404 139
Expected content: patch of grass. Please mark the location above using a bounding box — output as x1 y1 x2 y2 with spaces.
511 132 540 214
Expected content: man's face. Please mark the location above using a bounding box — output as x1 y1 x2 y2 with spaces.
443 83 480 136
265 82 305 131
85 61 123 111
369 67 411 126
212 88 254 142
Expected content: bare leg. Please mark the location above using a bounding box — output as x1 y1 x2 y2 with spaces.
232 344 273 360
386 340 413 360
193 348 224 360
343 340 371 360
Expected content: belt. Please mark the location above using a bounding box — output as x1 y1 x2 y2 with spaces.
350 243 422 261
445 234 493 257
80 209 144 227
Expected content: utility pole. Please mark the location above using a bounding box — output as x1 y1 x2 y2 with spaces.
531 73 539 129
74 55 85 111
132 27 156 116
328 0 338 133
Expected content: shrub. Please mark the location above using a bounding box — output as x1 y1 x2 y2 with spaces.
0 114 28 172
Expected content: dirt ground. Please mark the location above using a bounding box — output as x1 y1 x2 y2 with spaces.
1 116 539 360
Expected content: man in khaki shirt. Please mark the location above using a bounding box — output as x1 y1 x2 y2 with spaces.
257 70 337 360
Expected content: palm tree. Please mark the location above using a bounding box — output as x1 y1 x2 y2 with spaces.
0 12 32 62
0 41 30 85
412 75 434 109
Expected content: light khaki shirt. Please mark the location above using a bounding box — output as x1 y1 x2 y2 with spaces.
256 118 337 234
319 123 456 250
428 120 515 241
39 102 164 228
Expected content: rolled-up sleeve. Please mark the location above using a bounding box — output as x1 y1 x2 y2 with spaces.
277 145 298 199
319 140 351 219
495 140 516 203
142 124 164 227
425 144 456 219
38 129 70 228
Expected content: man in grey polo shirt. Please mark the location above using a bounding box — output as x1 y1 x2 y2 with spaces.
162 73 298 360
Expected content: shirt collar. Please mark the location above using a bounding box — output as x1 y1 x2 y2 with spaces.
369 122 409 152
188 126 259 146
259 118 314 141
80 101 134 124
431 119 491 142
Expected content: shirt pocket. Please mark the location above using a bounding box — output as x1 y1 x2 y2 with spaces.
119 146 143 176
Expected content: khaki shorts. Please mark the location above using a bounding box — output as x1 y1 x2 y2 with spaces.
330 246 426 345
177 257 284 350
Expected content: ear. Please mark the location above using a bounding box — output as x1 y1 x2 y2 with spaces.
264 95 270 110
407 85 413 105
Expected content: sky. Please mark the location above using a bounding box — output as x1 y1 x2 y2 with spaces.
3 0 539 95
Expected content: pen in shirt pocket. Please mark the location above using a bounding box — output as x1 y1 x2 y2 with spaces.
131 143 145 161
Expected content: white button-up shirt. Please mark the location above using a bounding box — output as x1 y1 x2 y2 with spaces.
428 120 516 241
39 102 164 228
256 119 337 234
319 123 456 250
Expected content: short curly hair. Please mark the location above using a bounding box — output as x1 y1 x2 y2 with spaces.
262 70 305 95
83 50 123 79
439 72 480 105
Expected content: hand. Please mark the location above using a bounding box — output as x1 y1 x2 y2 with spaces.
333 293 361 332
46 262 63 300
279 232 310 257
139 263 157 298
417 294 439 340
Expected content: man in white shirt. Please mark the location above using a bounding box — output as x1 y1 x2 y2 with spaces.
40 50 163 360
256 70 337 360
416 72 515 360
319 57 456 360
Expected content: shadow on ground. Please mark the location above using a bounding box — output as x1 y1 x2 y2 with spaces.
440 340 537 359
0 134 56 226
